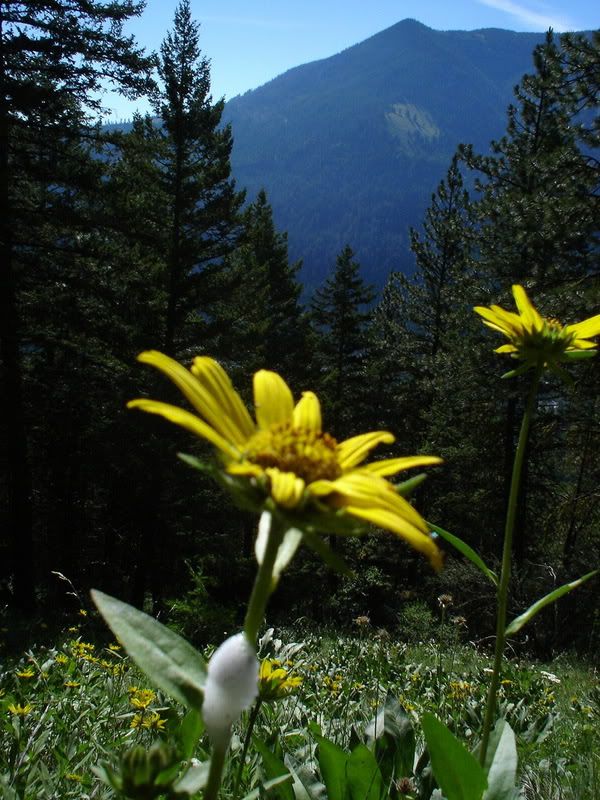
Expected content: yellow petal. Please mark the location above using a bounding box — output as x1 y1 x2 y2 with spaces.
494 344 518 353
292 391 322 433
253 371 294 429
362 455 443 477
337 431 394 469
226 461 264 478
315 472 427 532
512 285 543 330
344 505 442 571
191 357 255 439
565 314 600 340
137 351 246 447
489 304 527 334
265 468 305 509
568 339 597 350
127 399 239 459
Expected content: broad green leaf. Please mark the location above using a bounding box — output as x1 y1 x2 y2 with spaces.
347 744 385 800
427 522 498 586
302 529 353 575
483 721 519 800
254 737 294 800
421 713 487 800
314 734 350 800
91 589 206 710
365 694 415 782
240 775 295 800
173 761 210 795
505 570 598 636
179 708 204 760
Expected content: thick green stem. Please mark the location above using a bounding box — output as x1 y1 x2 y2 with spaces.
479 366 542 765
244 512 284 644
204 740 228 800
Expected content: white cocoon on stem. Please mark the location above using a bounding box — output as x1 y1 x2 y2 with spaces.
202 632 259 743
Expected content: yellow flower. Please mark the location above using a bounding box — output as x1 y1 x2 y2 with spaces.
259 658 303 701
8 703 33 717
16 668 35 679
128 352 442 569
55 654 69 665
64 681 81 688
475 285 600 377
142 711 167 731
130 688 156 709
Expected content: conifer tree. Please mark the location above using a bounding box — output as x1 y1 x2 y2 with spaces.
0 0 152 609
310 245 375 438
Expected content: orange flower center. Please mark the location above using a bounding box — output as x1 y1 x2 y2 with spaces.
244 422 341 484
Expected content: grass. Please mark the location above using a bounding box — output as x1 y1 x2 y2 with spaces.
0 617 598 799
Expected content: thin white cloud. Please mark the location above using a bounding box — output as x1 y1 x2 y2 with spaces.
476 0 577 31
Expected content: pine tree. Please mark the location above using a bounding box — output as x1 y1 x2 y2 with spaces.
216 189 308 384
151 0 245 356
310 245 375 438
0 0 152 609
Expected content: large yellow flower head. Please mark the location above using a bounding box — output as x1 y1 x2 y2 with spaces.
474 285 600 377
128 351 442 570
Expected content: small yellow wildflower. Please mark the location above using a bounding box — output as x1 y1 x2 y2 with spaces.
130 712 144 729
258 658 303 701
449 680 472 701
8 703 33 716
16 668 35 679
129 352 443 569
55 654 69 665
142 711 167 731
65 773 84 783
64 681 81 688
130 688 156 709
475 284 600 377
68 626 79 633
78 609 88 617
108 643 121 651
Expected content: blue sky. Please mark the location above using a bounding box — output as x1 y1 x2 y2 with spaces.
105 0 599 120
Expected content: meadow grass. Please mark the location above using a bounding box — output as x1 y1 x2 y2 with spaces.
0 617 597 799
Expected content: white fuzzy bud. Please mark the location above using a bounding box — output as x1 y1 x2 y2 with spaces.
202 633 259 744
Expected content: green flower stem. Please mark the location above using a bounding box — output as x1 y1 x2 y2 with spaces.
233 699 263 797
244 512 284 645
479 365 543 765
204 740 228 800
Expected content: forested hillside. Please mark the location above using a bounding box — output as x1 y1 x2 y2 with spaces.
224 20 552 288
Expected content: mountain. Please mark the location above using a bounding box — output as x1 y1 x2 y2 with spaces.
223 19 549 290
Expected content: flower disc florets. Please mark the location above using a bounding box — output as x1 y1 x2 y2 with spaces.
244 422 341 485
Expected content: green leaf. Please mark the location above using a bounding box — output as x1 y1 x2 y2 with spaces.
421 713 487 800
505 570 597 636
179 708 204 760
483 721 519 800
172 761 210 795
254 737 294 800
91 589 206 710
394 473 427 497
302 529 353 576
427 522 498 586
347 744 385 800
240 774 295 800
365 694 415 782
314 734 350 800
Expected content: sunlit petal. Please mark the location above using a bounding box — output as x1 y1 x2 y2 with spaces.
512 285 543 330
337 431 395 469
137 351 246 446
361 455 443 477
127 399 239 459
494 344 518 353
191 357 255 439
253 371 294 429
565 314 600 340
265 468 305 509
292 391 322 433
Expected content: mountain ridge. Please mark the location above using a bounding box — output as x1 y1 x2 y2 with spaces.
222 20 552 289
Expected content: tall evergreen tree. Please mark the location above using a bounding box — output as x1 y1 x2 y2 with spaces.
0 0 152 609
151 0 244 356
310 245 375 438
